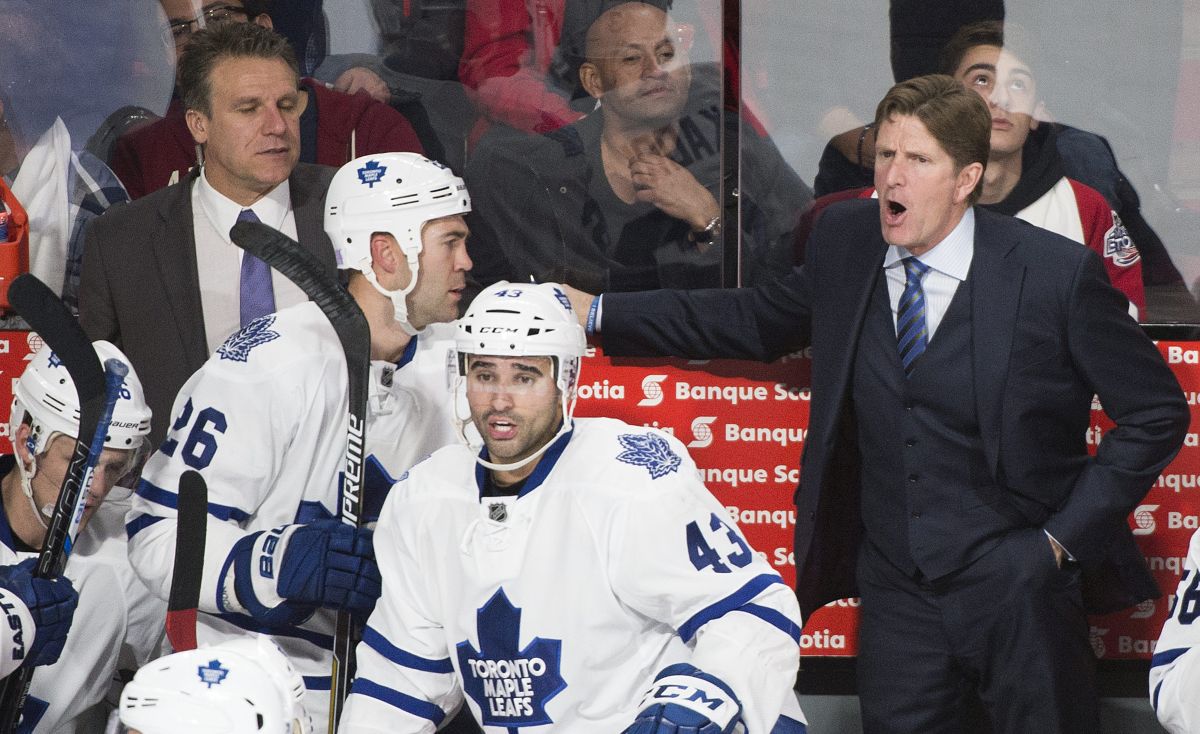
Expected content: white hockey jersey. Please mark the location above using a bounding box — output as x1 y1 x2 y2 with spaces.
342 418 804 733
126 302 461 728
0 457 159 733
1151 528 1200 733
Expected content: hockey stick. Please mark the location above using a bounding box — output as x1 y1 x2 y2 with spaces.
166 470 208 652
230 220 369 732
0 274 128 730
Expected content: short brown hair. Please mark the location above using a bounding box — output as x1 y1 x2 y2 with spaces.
177 21 298 116
874 74 990 204
938 20 1041 80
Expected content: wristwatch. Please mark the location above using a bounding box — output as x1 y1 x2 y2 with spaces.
690 215 722 245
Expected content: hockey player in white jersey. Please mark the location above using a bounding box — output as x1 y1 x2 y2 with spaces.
1151 528 1200 733
119 636 312 734
2 339 154 731
341 282 807 733
126 152 480 731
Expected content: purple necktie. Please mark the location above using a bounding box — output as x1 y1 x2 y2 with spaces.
237 209 276 327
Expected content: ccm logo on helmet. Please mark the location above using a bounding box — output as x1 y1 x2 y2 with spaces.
478 327 520 334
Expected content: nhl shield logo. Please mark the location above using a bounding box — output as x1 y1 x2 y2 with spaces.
488 502 508 522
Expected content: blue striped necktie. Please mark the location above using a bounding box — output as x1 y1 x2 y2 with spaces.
237 208 276 327
896 257 931 376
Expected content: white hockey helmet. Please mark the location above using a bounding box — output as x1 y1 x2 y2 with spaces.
119 636 311 734
324 152 471 334
451 281 587 471
9 339 151 456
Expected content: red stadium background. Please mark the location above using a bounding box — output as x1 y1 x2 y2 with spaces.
0 330 1193 662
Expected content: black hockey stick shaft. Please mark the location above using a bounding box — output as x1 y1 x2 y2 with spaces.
0 275 127 730
166 471 208 652
231 220 370 731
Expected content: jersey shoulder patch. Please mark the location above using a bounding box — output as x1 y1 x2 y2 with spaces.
216 314 281 362
615 431 682 479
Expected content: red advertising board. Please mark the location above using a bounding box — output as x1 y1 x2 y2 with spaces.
0 331 1193 661
573 341 1200 661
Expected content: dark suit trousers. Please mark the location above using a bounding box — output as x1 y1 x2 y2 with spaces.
855 531 1099 734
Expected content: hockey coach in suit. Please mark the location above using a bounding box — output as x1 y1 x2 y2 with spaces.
80 22 334 448
566 74 1189 733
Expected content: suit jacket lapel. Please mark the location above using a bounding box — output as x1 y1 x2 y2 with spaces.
970 209 1025 476
151 171 207 365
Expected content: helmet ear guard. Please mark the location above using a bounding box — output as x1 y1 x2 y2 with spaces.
324 152 471 334
450 282 587 472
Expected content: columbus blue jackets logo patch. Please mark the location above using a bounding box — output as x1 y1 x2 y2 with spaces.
616 433 681 479
198 659 230 688
357 160 387 188
1103 212 1140 267
456 589 565 727
217 315 280 362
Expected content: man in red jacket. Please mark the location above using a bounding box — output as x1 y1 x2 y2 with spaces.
109 0 425 199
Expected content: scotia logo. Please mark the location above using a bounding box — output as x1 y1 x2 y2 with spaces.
688 417 717 449
1132 504 1159 536
638 375 669 407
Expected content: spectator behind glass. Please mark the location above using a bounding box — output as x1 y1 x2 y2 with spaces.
465 0 810 293
107 0 424 200
797 24 1147 320
0 0 147 314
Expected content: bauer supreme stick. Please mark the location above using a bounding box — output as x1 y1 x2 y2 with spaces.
230 220 370 732
0 274 129 730
165 470 208 652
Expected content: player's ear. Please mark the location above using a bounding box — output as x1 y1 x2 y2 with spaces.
13 423 36 473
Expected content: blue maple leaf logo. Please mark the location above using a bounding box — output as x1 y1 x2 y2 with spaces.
197 659 229 688
217 315 280 363
46 351 63 368
357 160 387 188
616 433 681 479
456 589 566 729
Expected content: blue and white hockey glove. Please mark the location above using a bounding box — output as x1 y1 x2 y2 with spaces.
230 520 381 626
0 558 78 670
622 663 744 734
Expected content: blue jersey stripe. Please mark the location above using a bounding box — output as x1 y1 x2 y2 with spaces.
136 478 250 522
1150 647 1190 670
351 678 446 725
741 603 802 644
303 675 332 691
125 513 165 539
212 612 335 649
363 626 454 673
678 573 785 643
771 714 808 733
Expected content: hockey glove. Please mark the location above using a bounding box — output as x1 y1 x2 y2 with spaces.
623 663 744 734
231 520 381 627
0 558 78 670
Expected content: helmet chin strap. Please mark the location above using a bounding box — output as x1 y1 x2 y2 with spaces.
453 381 579 473
14 454 53 531
363 251 422 336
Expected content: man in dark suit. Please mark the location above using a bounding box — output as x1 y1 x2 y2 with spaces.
80 22 335 447
566 75 1189 732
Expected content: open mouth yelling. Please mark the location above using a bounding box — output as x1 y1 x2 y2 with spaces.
884 199 908 226
487 415 519 441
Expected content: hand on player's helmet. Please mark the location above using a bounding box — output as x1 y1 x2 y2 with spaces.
622 663 744 734
0 558 78 669
231 521 381 626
